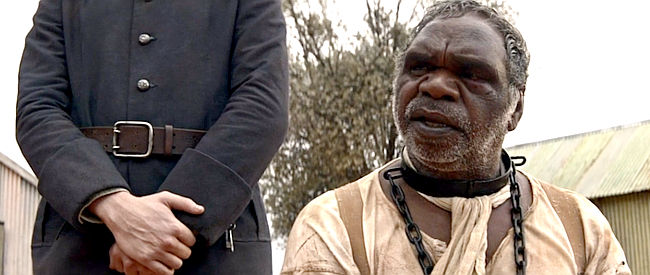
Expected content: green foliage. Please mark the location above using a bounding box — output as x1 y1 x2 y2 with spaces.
263 0 516 240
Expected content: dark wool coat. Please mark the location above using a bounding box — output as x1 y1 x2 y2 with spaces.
16 0 288 273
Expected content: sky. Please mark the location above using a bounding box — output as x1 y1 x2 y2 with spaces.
1 0 649 274
0 0 39 172
503 0 650 146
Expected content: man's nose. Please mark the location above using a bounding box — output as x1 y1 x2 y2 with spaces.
418 70 461 101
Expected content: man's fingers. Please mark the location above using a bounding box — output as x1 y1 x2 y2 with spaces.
157 191 201 246
105 191 200 274
164 237 192 260
144 260 174 275
123 257 138 275
137 265 156 275
174 224 197 247
156 250 184 270
109 245 125 273
160 191 205 215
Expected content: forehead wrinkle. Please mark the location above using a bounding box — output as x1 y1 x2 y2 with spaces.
407 35 446 63
442 41 449 66
448 30 505 60
452 28 495 44
420 15 505 52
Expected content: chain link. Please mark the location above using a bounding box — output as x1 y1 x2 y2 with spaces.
385 168 434 275
383 157 527 275
510 158 527 275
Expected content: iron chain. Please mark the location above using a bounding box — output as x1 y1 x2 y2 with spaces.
510 157 527 275
385 168 434 275
383 157 527 275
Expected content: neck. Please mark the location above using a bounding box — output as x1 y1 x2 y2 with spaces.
405 147 502 181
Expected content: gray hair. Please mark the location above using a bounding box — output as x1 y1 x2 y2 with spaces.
396 0 530 92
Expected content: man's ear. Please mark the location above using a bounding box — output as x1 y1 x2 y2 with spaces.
508 86 525 131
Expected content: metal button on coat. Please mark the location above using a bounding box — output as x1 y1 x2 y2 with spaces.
138 33 154 45
137 79 151 91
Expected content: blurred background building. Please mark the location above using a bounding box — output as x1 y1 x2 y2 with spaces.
0 152 38 275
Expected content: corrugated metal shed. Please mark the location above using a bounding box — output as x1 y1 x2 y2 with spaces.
593 191 650 274
0 152 39 275
508 120 650 198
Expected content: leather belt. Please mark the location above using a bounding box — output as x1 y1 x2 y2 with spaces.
80 121 206 158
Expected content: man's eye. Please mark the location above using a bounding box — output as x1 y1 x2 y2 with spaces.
461 71 480 81
409 66 428 76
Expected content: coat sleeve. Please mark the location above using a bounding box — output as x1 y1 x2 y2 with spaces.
16 0 130 231
157 0 289 246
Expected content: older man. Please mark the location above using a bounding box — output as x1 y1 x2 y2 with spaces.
281 1 629 274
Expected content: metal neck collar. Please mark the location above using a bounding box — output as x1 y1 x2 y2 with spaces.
400 149 513 198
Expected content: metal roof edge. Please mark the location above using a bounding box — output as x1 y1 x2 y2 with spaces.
507 119 650 150
0 151 37 186
586 186 650 200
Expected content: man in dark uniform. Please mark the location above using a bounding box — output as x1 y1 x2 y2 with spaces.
16 0 288 273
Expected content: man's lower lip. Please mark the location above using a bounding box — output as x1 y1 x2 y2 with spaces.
412 121 457 135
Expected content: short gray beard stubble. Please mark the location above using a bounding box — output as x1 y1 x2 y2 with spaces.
392 87 518 179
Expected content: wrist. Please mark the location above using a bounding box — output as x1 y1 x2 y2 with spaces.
88 190 131 223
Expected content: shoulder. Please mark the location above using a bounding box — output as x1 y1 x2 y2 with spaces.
290 189 341 233
531 176 612 230
281 163 391 274
286 171 377 240
282 178 371 275
528 175 631 274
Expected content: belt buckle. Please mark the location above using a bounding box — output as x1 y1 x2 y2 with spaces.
112 121 154 158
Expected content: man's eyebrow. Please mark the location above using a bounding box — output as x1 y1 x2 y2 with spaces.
449 54 500 74
403 50 436 64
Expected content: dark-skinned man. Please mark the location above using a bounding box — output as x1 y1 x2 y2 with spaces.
17 0 288 273
281 1 630 274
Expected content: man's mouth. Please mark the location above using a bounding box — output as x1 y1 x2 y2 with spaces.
409 109 460 134
414 119 450 128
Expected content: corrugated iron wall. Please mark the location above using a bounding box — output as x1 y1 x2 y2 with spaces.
0 158 39 275
593 191 650 275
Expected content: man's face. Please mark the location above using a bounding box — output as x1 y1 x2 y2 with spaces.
393 14 523 177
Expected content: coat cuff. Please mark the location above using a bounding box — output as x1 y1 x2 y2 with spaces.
37 137 130 230
158 148 252 246
78 188 130 224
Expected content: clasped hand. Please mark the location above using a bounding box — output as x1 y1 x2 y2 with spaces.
90 190 204 275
